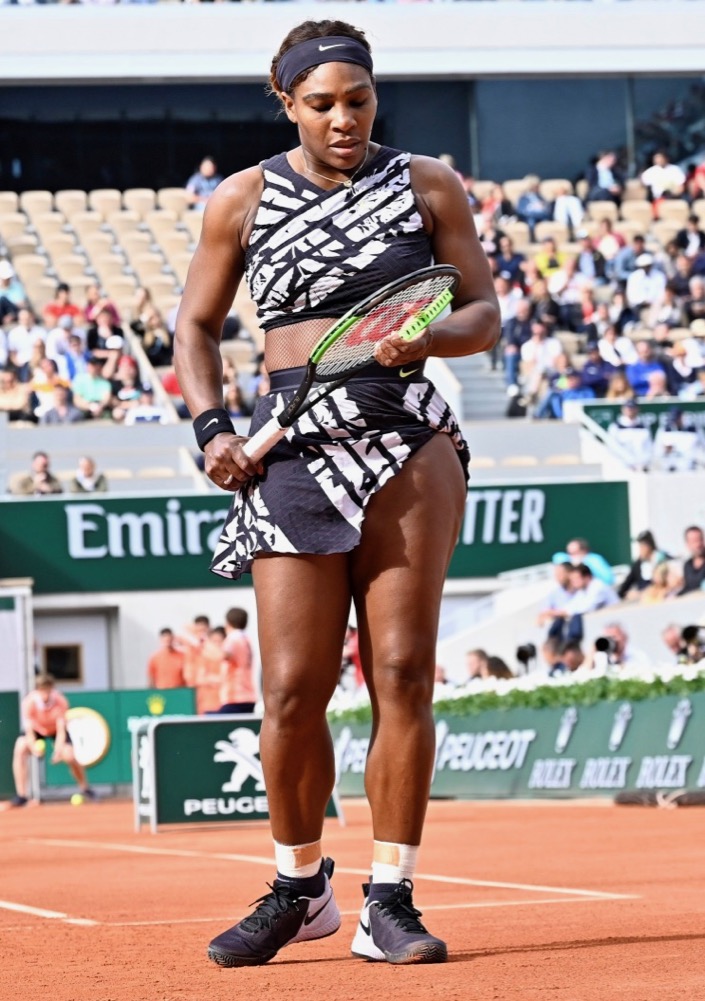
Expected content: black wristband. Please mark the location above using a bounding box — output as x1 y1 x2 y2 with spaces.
193 408 236 451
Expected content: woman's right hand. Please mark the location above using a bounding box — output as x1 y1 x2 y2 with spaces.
204 433 264 491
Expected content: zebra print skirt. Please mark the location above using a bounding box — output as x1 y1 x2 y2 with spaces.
210 363 470 580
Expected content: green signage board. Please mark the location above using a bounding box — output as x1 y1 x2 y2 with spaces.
332 692 705 799
0 692 20 799
44 687 196 787
148 716 341 829
582 399 705 438
0 481 631 592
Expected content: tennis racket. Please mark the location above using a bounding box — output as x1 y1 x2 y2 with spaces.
243 264 461 462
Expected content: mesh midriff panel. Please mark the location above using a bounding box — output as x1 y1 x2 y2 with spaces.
264 319 337 374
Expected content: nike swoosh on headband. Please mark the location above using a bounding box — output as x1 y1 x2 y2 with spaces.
399 367 420 379
319 43 347 52
202 417 219 429
303 893 332 925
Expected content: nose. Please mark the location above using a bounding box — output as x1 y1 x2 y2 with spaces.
330 102 356 131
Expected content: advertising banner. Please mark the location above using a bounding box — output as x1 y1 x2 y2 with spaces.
0 691 20 798
332 692 705 800
0 481 631 592
582 400 705 438
144 716 342 831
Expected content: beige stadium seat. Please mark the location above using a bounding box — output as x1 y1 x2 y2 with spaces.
54 190 88 218
534 220 569 244
145 209 179 234
470 180 494 203
147 274 179 296
0 191 19 213
656 199 690 226
43 233 78 260
618 200 652 229
501 455 539 467
158 230 190 258
586 199 619 222
539 178 573 201
53 254 90 280
575 178 589 201
32 211 67 240
81 232 117 258
120 232 153 256
651 221 679 247
137 465 176 478
157 188 190 215
502 220 531 250
502 178 528 205
545 453 581 465
153 293 180 317
691 199 705 221
19 190 54 216
0 212 29 240
469 456 497 469
103 467 134 481
92 254 127 282
622 178 648 202
106 209 143 238
613 220 646 243
6 234 39 257
123 188 157 217
103 274 138 299
180 212 203 242
131 253 168 283
13 253 48 280
71 210 106 240
88 189 123 218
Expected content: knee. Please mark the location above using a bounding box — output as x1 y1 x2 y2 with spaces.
14 736 29 758
373 650 435 709
263 672 331 730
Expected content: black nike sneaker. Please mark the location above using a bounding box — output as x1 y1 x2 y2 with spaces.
351 879 447 964
207 857 341 967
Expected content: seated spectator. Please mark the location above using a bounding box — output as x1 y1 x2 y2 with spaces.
608 288 639 335
480 182 515 226
598 323 637 368
533 237 566 280
595 217 625 270
495 236 526 286
476 214 505 260
552 182 584 239
608 400 653 470
617 529 670 600
683 276 705 328
678 524 705 594
553 536 615 585
646 283 685 331
68 456 108 494
42 283 82 328
0 291 18 326
641 150 686 213
588 622 651 673
547 256 592 331
0 259 27 307
640 562 684 604
502 297 533 390
535 366 595 420
9 450 63 496
433 665 455 700
575 231 608 285
0 368 35 423
83 283 120 327
643 367 670 400
675 213 705 259
63 333 90 382
224 381 252 419
462 175 480 211
111 355 144 422
185 155 223 211
580 344 614 398
45 315 83 374
132 307 172 366
6 308 46 381
670 252 694 298
543 637 584 676
585 150 624 204
515 176 552 239
626 254 667 313
485 656 514 680
613 234 648 287
71 355 113 419
87 308 124 360
546 563 618 643
537 559 574 631
626 340 667 397
662 623 685 661
605 370 636 401
529 277 561 331
30 358 71 419
40 384 85 425
665 342 697 396
123 385 169 425
464 648 490 685
520 318 563 400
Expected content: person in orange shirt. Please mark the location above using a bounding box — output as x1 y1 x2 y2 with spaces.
217 608 257 714
147 628 186 689
3 674 94 809
194 626 228 714
177 614 211 687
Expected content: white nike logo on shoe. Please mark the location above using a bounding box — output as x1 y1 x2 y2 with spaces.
303 892 332 925
359 918 371 935
202 417 219 429
319 44 346 51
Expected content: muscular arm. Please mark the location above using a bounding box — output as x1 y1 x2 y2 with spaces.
375 157 500 368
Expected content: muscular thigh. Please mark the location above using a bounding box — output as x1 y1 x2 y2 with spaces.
252 553 353 702
351 434 466 667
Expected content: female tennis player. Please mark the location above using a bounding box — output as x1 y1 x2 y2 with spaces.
175 19 499 967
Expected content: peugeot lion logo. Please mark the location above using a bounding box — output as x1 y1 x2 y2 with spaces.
666 699 692 750
608 703 633 752
555 707 578 753
214 728 266 792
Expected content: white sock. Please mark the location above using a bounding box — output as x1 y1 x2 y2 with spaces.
273 839 323 880
371 840 419 885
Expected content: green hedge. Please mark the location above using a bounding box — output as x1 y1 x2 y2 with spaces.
329 671 705 724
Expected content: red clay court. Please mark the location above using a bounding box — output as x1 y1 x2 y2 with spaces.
1 797 704 1001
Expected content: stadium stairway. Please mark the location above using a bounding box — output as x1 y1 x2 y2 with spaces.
446 351 508 421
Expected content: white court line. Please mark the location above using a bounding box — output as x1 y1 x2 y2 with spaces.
0 899 98 926
27 838 636 902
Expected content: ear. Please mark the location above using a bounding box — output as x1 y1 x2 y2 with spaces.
280 91 298 125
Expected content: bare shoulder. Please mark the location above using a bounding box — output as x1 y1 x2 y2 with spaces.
201 165 265 246
409 154 466 195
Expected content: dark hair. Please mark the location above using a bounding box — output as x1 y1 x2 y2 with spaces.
268 20 371 97
571 563 593 578
194 614 210 627
226 607 248 630
685 524 703 536
486 656 513 679
159 627 173 637
32 450 49 461
56 282 70 294
210 626 226 640
35 673 55 688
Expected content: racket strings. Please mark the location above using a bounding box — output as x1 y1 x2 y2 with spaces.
315 274 455 379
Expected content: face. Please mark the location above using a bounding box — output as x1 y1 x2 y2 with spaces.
636 340 652 361
200 158 216 177
0 371 15 391
79 457 95 477
554 563 570 588
160 631 174 649
32 453 49 474
466 652 485 678
282 61 377 172
563 647 584 672
604 625 626 653
18 308 32 327
566 540 586 562
37 683 54 703
685 528 705 557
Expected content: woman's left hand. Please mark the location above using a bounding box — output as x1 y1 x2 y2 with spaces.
374 327 434 369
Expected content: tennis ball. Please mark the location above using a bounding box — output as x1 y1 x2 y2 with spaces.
70 793 84 807
34 739 45 757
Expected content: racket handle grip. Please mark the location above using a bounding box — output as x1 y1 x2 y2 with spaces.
242 419 288 463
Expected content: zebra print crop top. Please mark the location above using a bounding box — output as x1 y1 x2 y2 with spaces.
244 146 432 332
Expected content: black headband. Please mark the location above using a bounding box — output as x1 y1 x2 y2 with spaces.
275 36 374 94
